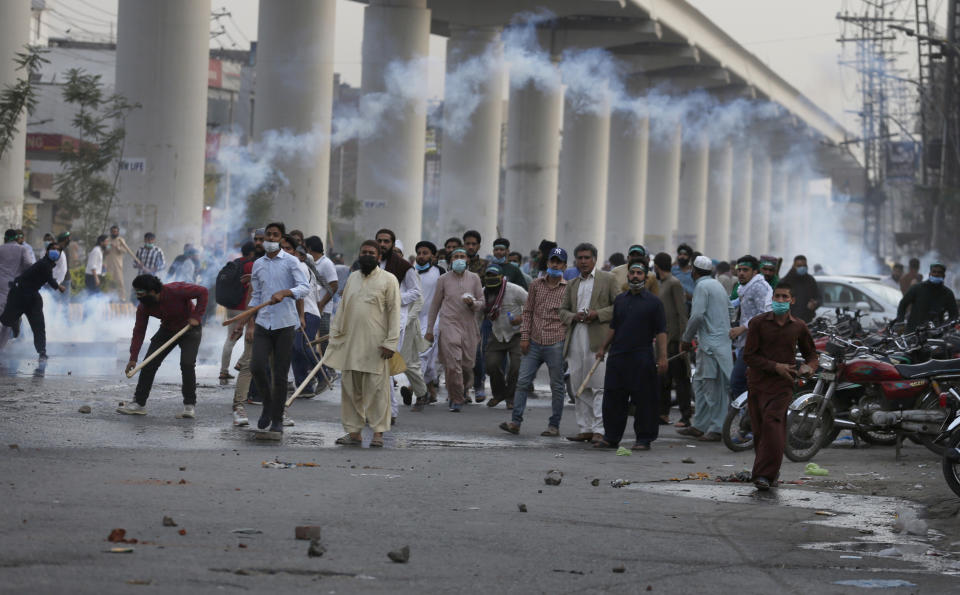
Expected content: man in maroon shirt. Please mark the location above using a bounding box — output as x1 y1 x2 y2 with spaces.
117 274 207 418
742 282 818 490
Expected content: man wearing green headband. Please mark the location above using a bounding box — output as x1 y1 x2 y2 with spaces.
895 262 957 330
610 244 659 295
728 254 772 403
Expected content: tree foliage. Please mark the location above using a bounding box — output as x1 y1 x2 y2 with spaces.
0 45 48 160
54 69 138 250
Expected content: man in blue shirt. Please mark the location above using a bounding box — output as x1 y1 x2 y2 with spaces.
247 222 310 434
594 261 668 450
671 243 695 304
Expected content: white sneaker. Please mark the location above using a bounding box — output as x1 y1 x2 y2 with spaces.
282 415 295 427
233 407 249 427
175 405 196 419
116 402 146 415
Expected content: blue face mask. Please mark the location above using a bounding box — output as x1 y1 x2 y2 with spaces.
546 267 563 278
47 250 60 262
415 262 431 271
796 266 808 276
451 259 467 273
771 301 791 315
929 275 945 284
491 256 506 265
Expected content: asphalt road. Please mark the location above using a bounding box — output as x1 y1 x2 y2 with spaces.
1 355 958 594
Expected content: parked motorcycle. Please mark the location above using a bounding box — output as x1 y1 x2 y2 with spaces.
784 333 960 461
937 416 960 497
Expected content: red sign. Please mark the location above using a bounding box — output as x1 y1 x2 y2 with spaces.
209 58 222 89
25 133 81 153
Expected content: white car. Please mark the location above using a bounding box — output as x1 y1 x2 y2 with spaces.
812 275 902 330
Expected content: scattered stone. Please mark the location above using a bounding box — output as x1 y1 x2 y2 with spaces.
178 479 188 485
106 547 134 554
78 405 91 414
682 457 695 464
610 479 631 488
231 528 262 534
518 503 527 513
179 466 186 471
591 479 600 487
612 565 625 573
877 547 902 557
387 545 410 563
8 444 18 449
238 543 247 549
295 526 322 541
162 516 177 527
307 538 325 558
178 529 187 536
126 579 151 585
107 529 138 544
544 470 563 486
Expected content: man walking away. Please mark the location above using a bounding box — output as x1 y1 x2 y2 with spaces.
900 258 922 294
230 230 266 424
0 243 66 358
680 256 734 441
499 247 569 436
481 265 527 410
781 255 821 322
304 236 339 389
217 241 255 385
117 274 207 418
593 261 667 451
247 222 311 434
85 234 108 294
559 243 619 443
653 252 694 427
322 240 401 448
135 232 165 276
743 282 817 490
895 262 958 330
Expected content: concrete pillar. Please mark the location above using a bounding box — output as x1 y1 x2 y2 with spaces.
750 152 773 255
644 123 682 254
355 0 430 246
557 94 611 256
503 80 564 251
605 113 649 258
115 0 210 255
703 140 734 260
253 0 336 233
787 174 809 258
768 162 790 257
438 27 504 246
676 133 710 250
727 148 753 258
0 0 31 229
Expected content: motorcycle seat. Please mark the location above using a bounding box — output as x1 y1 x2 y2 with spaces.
895 359 960 379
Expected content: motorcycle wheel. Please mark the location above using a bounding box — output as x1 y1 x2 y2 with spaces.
722 405 753 452
856 430 898 446
942 432 960 498
785 396 835 462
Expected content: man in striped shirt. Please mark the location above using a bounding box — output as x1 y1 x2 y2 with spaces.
134 232 166 276
499 247 570 437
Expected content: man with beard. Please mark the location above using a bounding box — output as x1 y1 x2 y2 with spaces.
103 225 130 301
413 240 444 409
230 229 266 424
375 229 426 422
611 244 659 295
481 265 527 410
0 242 66 358
426 248 484 412
322 240 401 447
728 255 772 403
489 238 528 290
117 274 207 418
671 243 696 304
463 230 490 402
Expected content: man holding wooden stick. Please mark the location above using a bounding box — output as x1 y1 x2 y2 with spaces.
118 274 207 418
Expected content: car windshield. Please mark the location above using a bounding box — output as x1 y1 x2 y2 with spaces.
858 282 902 306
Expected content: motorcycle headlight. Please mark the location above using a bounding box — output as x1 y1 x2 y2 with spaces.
818 353 835 372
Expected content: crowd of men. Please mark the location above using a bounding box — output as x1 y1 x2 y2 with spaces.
3 219 958 490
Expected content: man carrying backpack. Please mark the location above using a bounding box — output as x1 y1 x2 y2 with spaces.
227 230 265 426
218 241 256 385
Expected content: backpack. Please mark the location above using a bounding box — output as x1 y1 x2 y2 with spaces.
215 258 247 308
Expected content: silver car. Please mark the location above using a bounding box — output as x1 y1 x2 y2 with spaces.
813 275 902 329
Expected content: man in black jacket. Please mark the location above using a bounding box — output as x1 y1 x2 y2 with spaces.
780 255 822 322
0 243 66 359
896 262 958 330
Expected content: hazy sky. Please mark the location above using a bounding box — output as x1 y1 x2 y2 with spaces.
45 0 935 136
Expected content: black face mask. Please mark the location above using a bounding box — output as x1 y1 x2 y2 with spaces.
677 257 690 267
358 254 378 274
138 295 158 306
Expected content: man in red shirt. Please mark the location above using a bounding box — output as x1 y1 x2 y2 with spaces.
118 274 207 418
229 229 265 425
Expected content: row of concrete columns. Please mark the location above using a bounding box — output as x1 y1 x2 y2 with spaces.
0 0 812 262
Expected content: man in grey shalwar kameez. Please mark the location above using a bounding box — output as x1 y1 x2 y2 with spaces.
680 256 734 441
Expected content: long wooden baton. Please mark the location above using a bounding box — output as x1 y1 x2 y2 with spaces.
576 358 603 398
126 324 191 378
222 302 270 326
667 349 691 362
285 357 328 407
308 334 330 346
300 327 332 390
118 238 144 269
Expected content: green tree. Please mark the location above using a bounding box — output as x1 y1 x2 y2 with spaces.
54 68 138 250
0 45 48 160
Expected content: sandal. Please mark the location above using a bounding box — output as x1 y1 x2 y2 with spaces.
334 434 361 446
592 439 614 449
369 437 384 448
630 442 651 451
674 419 690 428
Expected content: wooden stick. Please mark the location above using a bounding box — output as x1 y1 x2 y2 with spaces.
285 357 329 407
126 324 191 378
308 334 330 346
117 238 144 269
222 302 270 326
576 358 603 398
667 349 691 362
300 327 332 392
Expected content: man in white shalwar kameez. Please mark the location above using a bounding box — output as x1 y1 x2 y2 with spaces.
413 240 443 409
322 241 401 448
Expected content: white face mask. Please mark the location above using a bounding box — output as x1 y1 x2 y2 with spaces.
263 241 280 253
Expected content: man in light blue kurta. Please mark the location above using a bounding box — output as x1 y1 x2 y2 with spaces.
681 256 734 439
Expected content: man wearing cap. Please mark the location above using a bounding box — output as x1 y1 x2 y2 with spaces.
680 256 734 441
729 255 772 401
481 264 527 409
414 240 444 406
559 242 620 443
611 244 659 295
425 247 483 412
895 262 958 330
499 247 570 436
594 261 668 450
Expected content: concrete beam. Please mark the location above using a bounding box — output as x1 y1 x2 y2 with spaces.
0 0 31 229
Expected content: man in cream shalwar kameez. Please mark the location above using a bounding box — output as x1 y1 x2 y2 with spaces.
322 242 401 446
